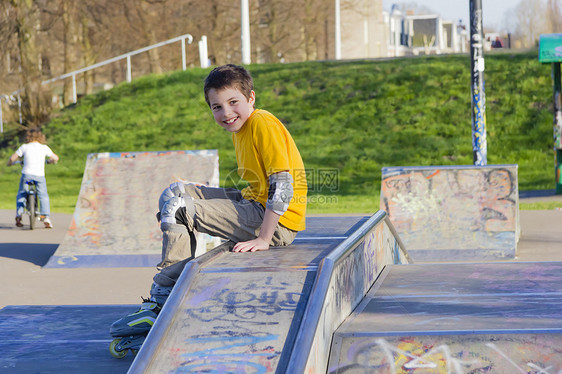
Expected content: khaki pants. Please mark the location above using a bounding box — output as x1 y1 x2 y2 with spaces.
153 184 297 286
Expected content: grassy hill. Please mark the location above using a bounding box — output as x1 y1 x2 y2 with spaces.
0 50 560 214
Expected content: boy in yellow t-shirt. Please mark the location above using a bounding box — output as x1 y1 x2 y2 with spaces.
109 64 307 350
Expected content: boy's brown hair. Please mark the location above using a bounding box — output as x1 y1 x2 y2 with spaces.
204 64 254 106
25 128 46 144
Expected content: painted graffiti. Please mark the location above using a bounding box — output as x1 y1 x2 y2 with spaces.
175 334 280 373
54 150 218 257
187 287 302 323
472 88 487 166
305 220 409 373
381 166 518 253
330 222 406 321
470 2 487 166
147 273 306 372
328 335 562 373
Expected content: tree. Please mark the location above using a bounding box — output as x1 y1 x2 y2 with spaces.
60 0 78 104
0 1 19 94
504 0 547 48
0 0 390 127
547 0 562 33
179 0 241 65
8 0 51 126
298 0 334 61
120 0 166 74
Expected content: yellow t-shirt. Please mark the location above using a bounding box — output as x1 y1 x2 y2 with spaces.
233 109 307 231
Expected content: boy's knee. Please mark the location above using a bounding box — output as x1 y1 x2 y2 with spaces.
158 182 186 212
160 196 195 227
158 184 196 230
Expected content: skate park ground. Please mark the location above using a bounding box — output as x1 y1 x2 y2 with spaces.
0 191 561 372
1 191 561 309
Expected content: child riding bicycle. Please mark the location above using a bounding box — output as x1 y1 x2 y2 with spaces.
6 128 59 228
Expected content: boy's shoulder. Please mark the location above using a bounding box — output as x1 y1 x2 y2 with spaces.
247 109 283 127
23 142 47 148
20 142 50 152
251 108 274 119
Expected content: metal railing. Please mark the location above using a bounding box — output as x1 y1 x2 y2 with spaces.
1 33 210 132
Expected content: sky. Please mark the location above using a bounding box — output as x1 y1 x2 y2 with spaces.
381 0 517 31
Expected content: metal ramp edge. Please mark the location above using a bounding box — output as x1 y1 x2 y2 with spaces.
126 211 410 373
285 211 411 373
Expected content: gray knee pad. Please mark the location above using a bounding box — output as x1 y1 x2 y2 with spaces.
161 196 187 224
160 195 196 226
159 183 196 225
149 282 174 305
158 182 186 212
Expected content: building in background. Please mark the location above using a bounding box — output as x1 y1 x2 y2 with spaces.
337 0 469 60
382 10 468 57
340 0 388 59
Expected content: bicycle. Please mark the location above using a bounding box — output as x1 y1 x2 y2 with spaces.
10 160 52 230
23 179 40 230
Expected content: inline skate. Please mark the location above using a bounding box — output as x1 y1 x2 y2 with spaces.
109 283 172 358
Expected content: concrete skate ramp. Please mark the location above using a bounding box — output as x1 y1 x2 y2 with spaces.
45 150 219 268
381 164 520 262
128 212 411 373
328 261 562 373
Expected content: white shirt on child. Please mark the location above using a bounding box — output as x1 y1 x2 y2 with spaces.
16 142 54 177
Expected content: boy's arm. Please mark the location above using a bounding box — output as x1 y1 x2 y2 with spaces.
232 209 280 252
232 171 293 253
6 152 19 166
48 153 60 164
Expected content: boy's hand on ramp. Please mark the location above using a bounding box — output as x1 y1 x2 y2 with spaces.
232 237 270 253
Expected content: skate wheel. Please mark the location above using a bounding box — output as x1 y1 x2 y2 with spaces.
109 338 128 358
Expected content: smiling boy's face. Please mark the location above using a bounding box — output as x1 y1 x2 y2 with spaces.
207 87 255 133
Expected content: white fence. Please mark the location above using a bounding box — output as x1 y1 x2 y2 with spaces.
1 33 210 132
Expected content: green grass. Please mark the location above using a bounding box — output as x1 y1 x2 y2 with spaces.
520 201 562 210
1 50 561 214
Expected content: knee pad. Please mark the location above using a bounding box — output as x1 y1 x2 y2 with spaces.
160 195 194 224
158 182 186 212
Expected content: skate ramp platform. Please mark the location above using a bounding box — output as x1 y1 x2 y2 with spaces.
45 150 219 269
0 305 136 374
128 212 411 373
381 164 520 262
328 261 562 373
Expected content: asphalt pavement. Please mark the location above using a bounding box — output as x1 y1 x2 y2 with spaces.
0 191 561 309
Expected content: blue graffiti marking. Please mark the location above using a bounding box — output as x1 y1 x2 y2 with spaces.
176 334 280 373
177 361 268 374
472 88 487 165
182 334 278 357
